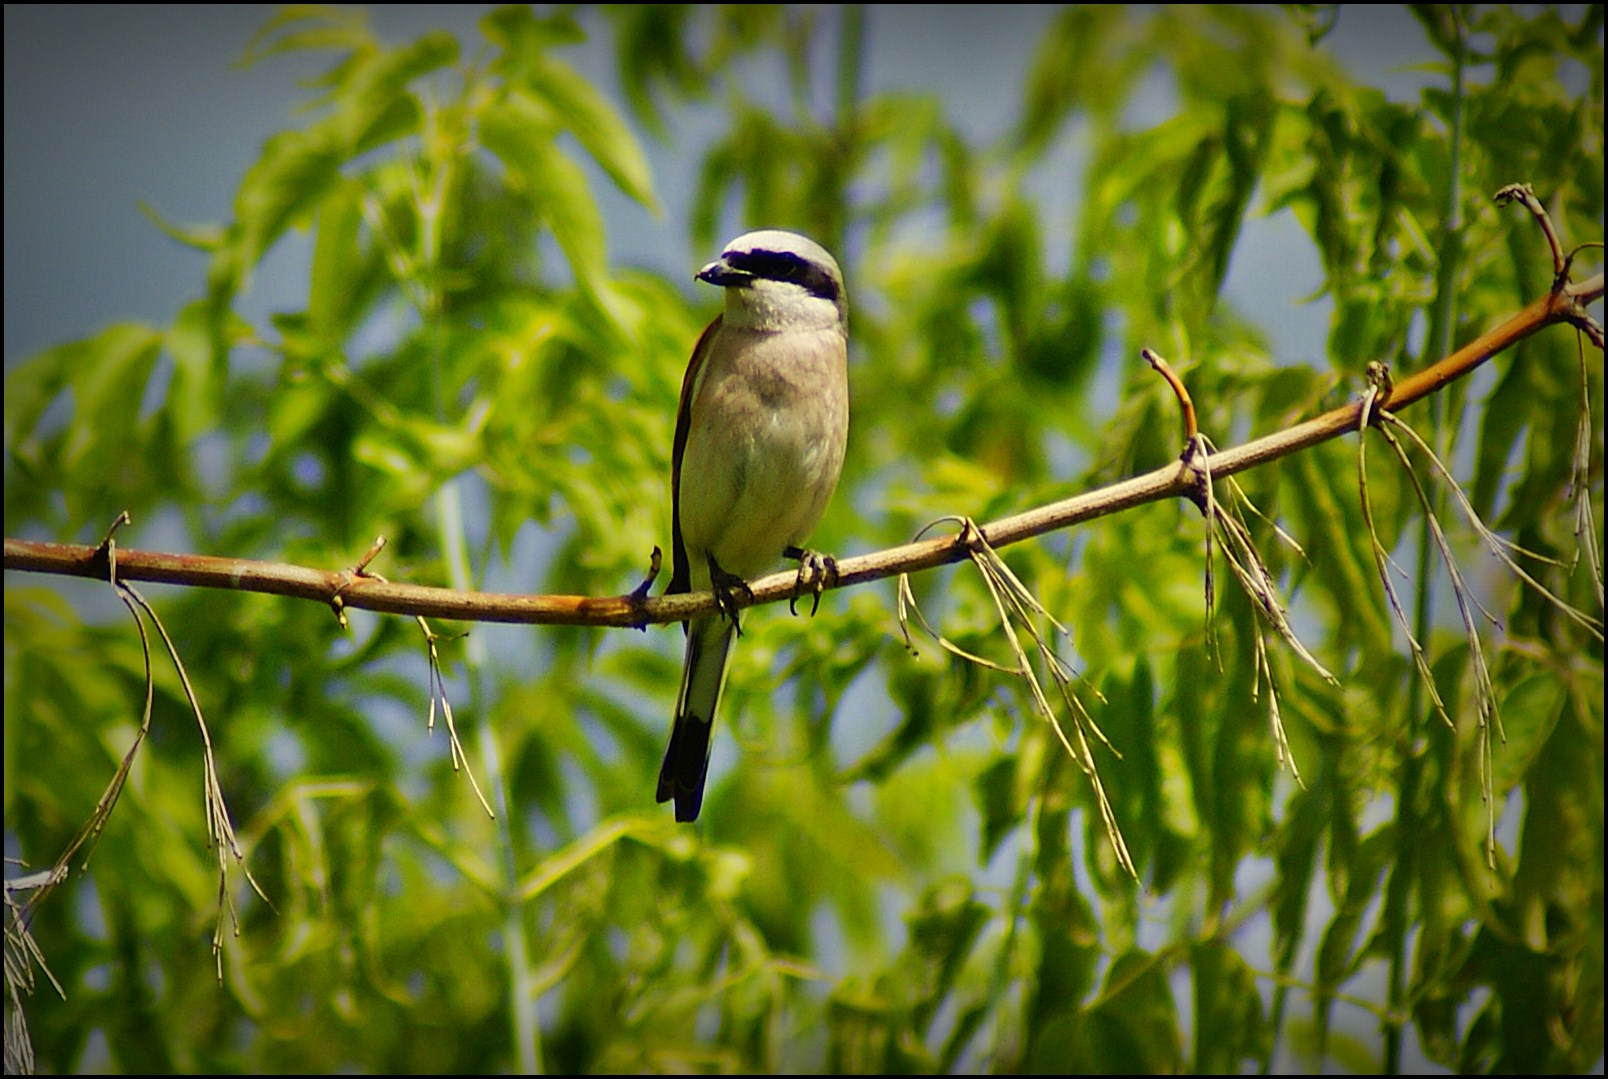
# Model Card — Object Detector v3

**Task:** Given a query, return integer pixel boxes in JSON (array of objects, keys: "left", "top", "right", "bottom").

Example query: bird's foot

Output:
[
  {"left": 706, "top": 555, "right": 753, "bottom": 632},
  {"left": 784, "top": 545, "right": 838, "bottom": 617}
]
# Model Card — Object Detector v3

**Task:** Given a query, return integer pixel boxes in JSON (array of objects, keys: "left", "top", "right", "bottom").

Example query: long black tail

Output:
[{"left": 657, "top": 615, "right": 735, "bottom": 821}]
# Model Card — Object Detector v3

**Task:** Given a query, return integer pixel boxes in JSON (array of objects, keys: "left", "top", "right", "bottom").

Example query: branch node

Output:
[
  {"left": 1362, "top": 361, "right": 1395, "bottom": 428},
  {"left": 331, "top": 536, "right": 390, "bottom": 629},
  {"left": 353, "top": 536, "right": 387, "bottom": 576},
  {"left": 957, "top": 517, "right": 987, "bottom": 556},
  {"left": 625, "top": 546, "right": 663, "bottom": 629},
  {"left": 98, "top": 511, "right": 133, "bottom": 553},
  {"left": 1179, "top": 434, "right": 1212, "bottom": 517},
  {"left": 93, "top": 511, "right": 134, "bottom": 585}
]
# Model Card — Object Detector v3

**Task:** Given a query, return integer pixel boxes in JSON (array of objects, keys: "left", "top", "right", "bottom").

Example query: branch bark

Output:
[{"left": 5, "top": 275, "right": 1600, "bottom": 628}]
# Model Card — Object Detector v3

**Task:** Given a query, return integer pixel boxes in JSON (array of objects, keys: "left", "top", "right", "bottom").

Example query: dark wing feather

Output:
[{"left": 669, "top": 315, "right": 723, "bottom": 600}]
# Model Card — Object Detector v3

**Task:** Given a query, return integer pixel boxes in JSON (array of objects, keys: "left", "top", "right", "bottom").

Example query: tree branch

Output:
[{"left": 5, "top": 277, "right": 1599, "bottom": 627}]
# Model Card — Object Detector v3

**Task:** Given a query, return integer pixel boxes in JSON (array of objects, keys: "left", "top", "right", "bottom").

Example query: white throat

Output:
[{"left": 724, "top": 279, "right": 844, "bottom": 333}]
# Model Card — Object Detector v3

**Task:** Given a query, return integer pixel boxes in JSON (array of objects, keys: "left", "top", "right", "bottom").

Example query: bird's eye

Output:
[
  {"left": 728, "top": 250, "right": 839, "bottom": 302},
  {"left": 730, "top": 250, "right": 803, "bottom": 280}
]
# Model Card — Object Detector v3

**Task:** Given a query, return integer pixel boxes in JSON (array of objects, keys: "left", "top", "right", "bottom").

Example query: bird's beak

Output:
[{"left": 696, "top": 257, "right": 750, "bottom": 288}]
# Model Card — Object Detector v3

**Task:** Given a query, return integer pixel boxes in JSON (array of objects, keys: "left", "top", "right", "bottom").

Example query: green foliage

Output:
[{"left": 4, "top": 5, "right": 1603, "bottom": 1073}]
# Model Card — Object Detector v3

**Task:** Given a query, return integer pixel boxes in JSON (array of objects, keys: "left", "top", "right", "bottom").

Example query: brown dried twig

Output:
[
  {"left": 1147, "top": 350, "right": 1332, "bottom": 786},
  {"left": 898, "top": 518, "right": 1133, "bottom": 878}
]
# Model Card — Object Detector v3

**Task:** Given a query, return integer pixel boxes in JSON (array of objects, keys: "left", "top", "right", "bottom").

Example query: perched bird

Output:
[{"left": 657, "top": 230, "right": 851, "bottom": 822}]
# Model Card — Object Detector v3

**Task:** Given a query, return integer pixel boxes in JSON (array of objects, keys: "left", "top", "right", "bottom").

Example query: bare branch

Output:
[{"left": 9, "top": 277, "right": 1592, "bottom": 628}]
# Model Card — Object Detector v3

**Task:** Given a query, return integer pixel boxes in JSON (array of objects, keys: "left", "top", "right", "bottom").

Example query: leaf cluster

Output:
[{"left": 4, "top": 5, "right": 1603, "bottom": 1074}]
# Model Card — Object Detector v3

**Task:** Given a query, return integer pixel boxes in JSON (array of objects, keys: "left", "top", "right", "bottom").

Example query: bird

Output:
[{"left": 656, "top": 229, "right": 851, "bottom": 823}]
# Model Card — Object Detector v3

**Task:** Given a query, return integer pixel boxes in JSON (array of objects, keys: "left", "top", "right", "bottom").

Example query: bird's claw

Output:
[
  {"left": 785, "top": 546, "right": 838, "bottom": 617},
  {"left": 706, "top": 555, "right": 753, "bottom": 632}
]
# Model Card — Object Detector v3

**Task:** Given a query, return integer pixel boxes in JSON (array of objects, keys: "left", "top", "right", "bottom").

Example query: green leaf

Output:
[
  {"left": 479, "top": 90, "right": 610, "bottom": 302},
  {"left": 522, "top": 55, "right": 660, "bottom": 213},
  {"left": 1191, "top": 940, "right": 1269, "bottom": 1072},
  {"left": 1065, "top": 950, "right": 1181, "bottom": 1073}
]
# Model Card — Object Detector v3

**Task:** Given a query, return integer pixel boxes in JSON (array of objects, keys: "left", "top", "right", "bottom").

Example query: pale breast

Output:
[{"left": 678, "top": 324, "right": 848, "bottom": 584}]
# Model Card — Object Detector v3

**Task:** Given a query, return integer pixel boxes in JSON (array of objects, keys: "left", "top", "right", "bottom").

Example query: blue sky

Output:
[{"left": 4, "top": 5, "right": 1452, "bottom": 372}]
